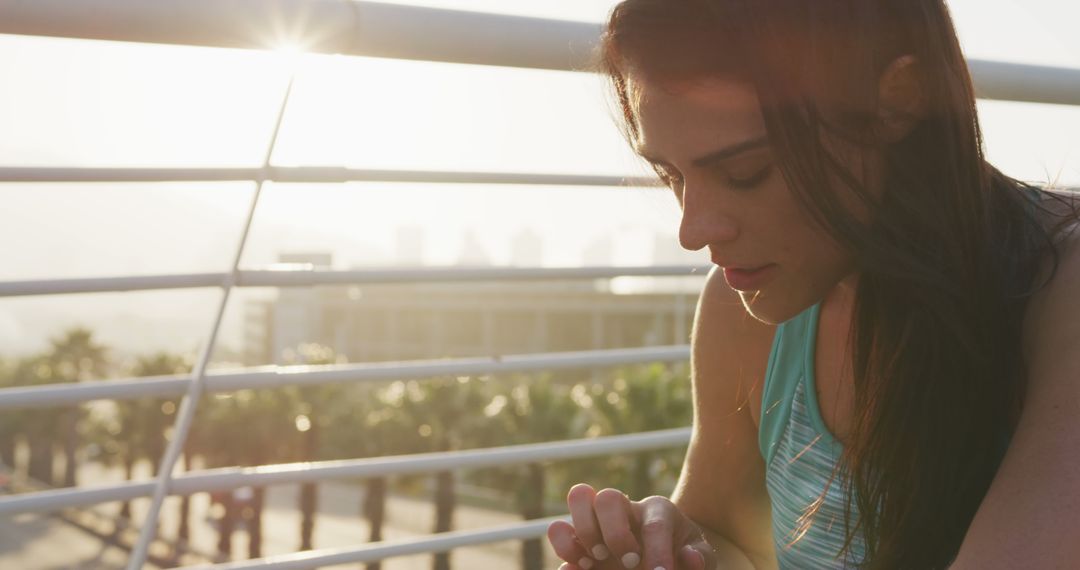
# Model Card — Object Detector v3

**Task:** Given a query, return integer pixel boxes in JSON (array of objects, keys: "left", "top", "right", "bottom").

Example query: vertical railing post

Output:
[{"left": 125, "top": 69, "right": 300, "bottom": 569}]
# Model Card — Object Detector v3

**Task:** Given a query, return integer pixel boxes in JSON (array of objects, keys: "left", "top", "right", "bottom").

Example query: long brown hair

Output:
[{"left": 600, "top": 1, "right": 1079, "bottom": 568}]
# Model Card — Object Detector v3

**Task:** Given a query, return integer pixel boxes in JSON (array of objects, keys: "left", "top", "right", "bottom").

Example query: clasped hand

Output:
[{"left": 547, "top": 483, "right": 716, "bottom": 570}]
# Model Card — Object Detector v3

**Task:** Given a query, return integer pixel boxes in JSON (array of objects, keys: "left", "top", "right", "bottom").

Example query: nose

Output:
[{"left": 678, "top": 184, "right": 739, "bottom": 251}]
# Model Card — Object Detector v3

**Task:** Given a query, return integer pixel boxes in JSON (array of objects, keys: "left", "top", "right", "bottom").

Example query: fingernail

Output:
[
  {"left": 682, "top": 545, "right": 705, "bottom": 566},
  {"left": 654, "top": 567, "right": 667, "bottom": 570},
  {"left": 592, "top": 544, "right": 610, "bottom": 560},
  {"left": 622, "top": 552, "right": 641, "bottom": 568},
  {"left": 579, "top": 558, "right": 594, "bottom": 570}
]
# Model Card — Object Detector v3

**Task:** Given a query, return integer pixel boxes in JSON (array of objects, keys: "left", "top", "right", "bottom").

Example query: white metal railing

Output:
[
  {"left": 0, "top": 265, "right": 708, "bottom": 297},
  {"left": 0, "top": 166, "right": 655, "bottom": 187},
  {"left": 0, "top": 428, "right": 692, "bottom": 515},
  {"left": 183, "top": 516, "right": 570, "bottom": 570},
  {"left": 125, "top": 60, "right": 290, "bottom": 570},
  {"left": 1, "top": 1, "right": 1078, "bottom": 569},
  {"left": 0, "top": 0, "right": 602, "bottom": 72},
  {"left": 0, "top": 344, "right": 691, "bottom": 409},
  {"left": 1, "top": 0, "right": 1079, "bottom": 105}
]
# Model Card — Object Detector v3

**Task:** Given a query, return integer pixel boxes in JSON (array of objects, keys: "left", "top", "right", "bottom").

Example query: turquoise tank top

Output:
[
  {"left": 757, "top": 186, "right": 1037, "bottom": 567},
  {"left": 759, "top": 302, "right": 867, "bottom": 568}
]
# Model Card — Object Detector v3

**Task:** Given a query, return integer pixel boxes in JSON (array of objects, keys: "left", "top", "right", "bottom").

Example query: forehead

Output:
[{"left": 627, "top": 74, "right": 765, "bottom": 159}]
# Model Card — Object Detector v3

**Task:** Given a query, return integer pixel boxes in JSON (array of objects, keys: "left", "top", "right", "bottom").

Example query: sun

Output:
[{"left": 273, "top": 41, "right": 307, "bottom": 71}]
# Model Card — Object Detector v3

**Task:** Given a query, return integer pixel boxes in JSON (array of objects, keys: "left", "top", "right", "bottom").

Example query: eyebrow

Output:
[{"left": 637, "top": 135, "right": 770, "bottom": 168}]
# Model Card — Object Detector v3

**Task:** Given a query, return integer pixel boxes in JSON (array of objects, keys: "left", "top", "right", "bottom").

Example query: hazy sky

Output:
[{"left": 2, "top": 0, "right": 1079, "bottom": 358}]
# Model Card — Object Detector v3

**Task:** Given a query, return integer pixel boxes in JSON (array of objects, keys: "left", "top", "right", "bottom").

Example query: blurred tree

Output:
[
  {"left": 321, "top": 382, "right": 409, "bottom": 570},
  {"left": 0, "top": 358, "right": 18, "bottom": 470},
  {"left": 384, "top": 376, "right": 492, "bottom": 570},
  {"left": 45, "top": 327, "right": 110, "bottom": 487},
  {"left": 11, "top": 354, "right": 64, "bottom": 485},
  {"left": 586, "top": 363, "right": 693, "bottom": 499},
  {"left": 194, "top": 387, "right": 301, "bottom": 560},
  {"left": 475, "top": 375, "right": 585, "bottom": 570},
  {"left": 83, "top": 351, "right": 189, "bottom": 547},
  {"left": 125, "top": 353, "right": 189, "bottom": 544},
  {"left": 279, "top": 342, "right": 345, "bottom": 552}
]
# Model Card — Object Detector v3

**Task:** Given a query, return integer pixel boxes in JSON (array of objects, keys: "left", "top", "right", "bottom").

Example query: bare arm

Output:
[
  {"left": 689, "top": 524, "right": 758, "bottom": 570},
  {"left": 672, "top": 266, "right": 779, "bottom": 569},
  {"left": 950, "top": 223, "right": 1080, "bottom": 568},
  {"left": 548, "top": 266, "right": 779, "bottom": 570}
]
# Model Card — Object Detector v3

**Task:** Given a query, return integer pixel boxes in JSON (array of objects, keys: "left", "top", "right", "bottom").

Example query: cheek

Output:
[
  {"left": 769, "top": 181, "right": 852, "bottom": 267},
  {"left": 768, "top": 221, "right": 854, "bottom": 302}
]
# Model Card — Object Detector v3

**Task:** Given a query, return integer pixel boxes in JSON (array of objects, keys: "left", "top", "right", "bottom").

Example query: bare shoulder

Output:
[
  {"left": 1023, "top": 212, "right": 1080, "bottom": 360},
  {"left": 693, "top": 266, "right": 777, "bottom": 419},
  {"left": 695, "top": 266, "right": 777, "bottom": 361},
  {"left": 1023, "top": 191, "right": 1080, "bottom": 355},
  {"left": 951, "top": 194, "right": 1080, "bottom": 566}
]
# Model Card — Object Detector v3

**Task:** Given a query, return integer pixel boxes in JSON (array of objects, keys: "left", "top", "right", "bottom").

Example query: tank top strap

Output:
[{"left": 759, "top": 302, "right": 821, "bottom": 464}]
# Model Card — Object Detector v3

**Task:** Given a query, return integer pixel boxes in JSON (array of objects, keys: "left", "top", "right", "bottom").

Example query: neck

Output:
[
  {"left": 818, "top": 273, "right": 860, "bottom": 339},
  {"left": 825, "top": 272, "right": 860, "bottom": 310}
]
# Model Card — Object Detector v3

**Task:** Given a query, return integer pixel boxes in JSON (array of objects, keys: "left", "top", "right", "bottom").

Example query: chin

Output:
[{"left": 738, "top": 290, "right": 812, "bottom": 325}]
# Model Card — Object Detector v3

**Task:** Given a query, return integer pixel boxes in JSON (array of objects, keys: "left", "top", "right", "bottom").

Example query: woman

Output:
[{"left": 546, "top": 1, "right": 1080, "bottom": 569}]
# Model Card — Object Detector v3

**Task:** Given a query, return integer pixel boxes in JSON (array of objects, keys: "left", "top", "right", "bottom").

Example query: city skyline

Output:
[
  {"left": 0, "top": 222, "right": 709, "bottom": 360},
  {"left": 2, "top": 0, "right": 1078, "bottom": 360}
]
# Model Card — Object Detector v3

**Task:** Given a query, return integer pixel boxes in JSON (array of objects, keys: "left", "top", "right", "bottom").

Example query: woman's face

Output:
[{"left": 628, "top": 73, "right": 860, "bottom": 324}]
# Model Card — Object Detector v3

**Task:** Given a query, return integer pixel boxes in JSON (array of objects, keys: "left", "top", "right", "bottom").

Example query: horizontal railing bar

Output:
[
  {"left": 238, "top": 265, "right": 711, "bottom": 286},
  {"left": 0, "top": 272, "right": 225, "bottom": 296},
  {"left": 0, "top": 481, "right": 158, "bottom": 515},
  {"left": 185, "top": 516, "right": 570, "bottom": 570},
  {"left": 0, "top": 345, "right": 690, "bottom": 409},
  {"left": 1, "top": 1, "right": 1078, "bottom": 106},
  {"left": 967, "top": 59, "right": 1080, "bottom": 107},
  {"left": 174, "top": 428, "right": 691, "bottom": 493},
  {"left": 0, "top": 265, "right": 709, "bottom": 298},
  {"left": 0, "top": 166, "right": 656, "bottom": 186},
  {"left": 0, "top": 428, "right": 691, "bottom": 514},
  {"left": 0, "top": 0, "right": 603, "bottom": 71}
]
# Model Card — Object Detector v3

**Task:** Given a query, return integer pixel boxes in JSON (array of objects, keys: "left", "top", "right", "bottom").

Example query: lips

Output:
[{"left": 721, "top": 264, "right": 776, "bottom": 291}]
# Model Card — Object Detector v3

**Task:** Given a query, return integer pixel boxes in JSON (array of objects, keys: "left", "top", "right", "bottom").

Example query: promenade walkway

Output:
[{"left": 1, "top": 461, "right": 560, "bottom": 569}]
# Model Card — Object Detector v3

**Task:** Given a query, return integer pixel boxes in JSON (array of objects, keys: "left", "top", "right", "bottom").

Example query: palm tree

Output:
[
  {"left": 45, "top": 327, "right": 110, "bottom": 487},
  {"left": 586, "top": 363, "right": 693, "bottom": 499},
  {"left": 194, "top": 387, "right": 301, "bottom": 560},
  {"left": 385, "top": 376, "right": 493, "bottom": 570},
  {"left": 0, "top": 358, "right": 19, "bottom": 470},
  {"left": 475, "top": 375, "right": 584, "bottom": 570},
  {"left": 82, "top": 351, "right": 188, "bottom": 547},
  {"left": 12, "top": 354, "right": 63, "bottom": 485},
  {"left": 124, "top": 353, "right": 189, "bottom": 547},
  {"left": 280, "top": 342, "right": 344, "bottom": 552},
  {"left": 321, "top": 381, "right": 414, "bottom": 570}
]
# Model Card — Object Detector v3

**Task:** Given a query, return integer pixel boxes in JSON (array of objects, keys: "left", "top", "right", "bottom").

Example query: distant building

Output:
[
  {"left": 510, "top": 228, "right": 544, "bottom": 267},
  {"left": 581, "top": 235, "right": 614, "bottom": 266},
  {"left": 651, "top": 233, "right": 708, "bottom": 266},
  {"left": 457, "top": 230, "right": 492, "bottom": 267},
  {"left": 395, "top": 226, "right": 426, "bottom": 266},
  {"left": 243, "top": 253, "right": 332, "bottom": 368},
  {"left": 243, "top": 253, "right": 702, "bottom": 371}
]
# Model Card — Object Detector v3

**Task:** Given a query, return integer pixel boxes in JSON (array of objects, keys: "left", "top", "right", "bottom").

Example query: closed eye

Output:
[{"left": 727, "top": 165, "right": 774, "bottom": 190}]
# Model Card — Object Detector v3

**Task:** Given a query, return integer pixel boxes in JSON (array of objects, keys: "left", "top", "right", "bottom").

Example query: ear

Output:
[{"left": 876, "top": 55, "right": 928, "bottom": 143}]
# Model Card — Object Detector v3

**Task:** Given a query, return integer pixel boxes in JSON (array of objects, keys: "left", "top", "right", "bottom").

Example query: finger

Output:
[
  {"left": 548, "top": 519, "right": 599, "bottom": 570},
  {"left": 682, "top": 539, "right": 717, "bottom": 570},
  {"left": 593, "top": 488, "right": 642, "bottom": 568},
  {"left": 567, "top": 484, "right": 610, "bottom": 561},
  {"left": 635, "top": 496, "right": 677, "bottom": 570}
]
